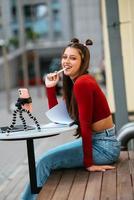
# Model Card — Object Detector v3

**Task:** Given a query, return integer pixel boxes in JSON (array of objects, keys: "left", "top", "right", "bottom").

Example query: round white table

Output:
[{"left": 0, "top": 124, "right": 77, "bottom": 194}]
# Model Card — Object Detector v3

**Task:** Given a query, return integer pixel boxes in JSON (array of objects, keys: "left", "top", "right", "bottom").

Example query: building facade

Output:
[{"left": 0, "top": 0, "right": 103, "bottom": 89}]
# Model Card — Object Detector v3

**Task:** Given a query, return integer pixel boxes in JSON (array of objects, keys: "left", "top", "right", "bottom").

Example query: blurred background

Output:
[
  {"left": 0, "top": 0, "right": 134, "bottom": 136},
  {"left": 0, "top": 0, "right": 134, "bottom": 128},
  {"left": 0, "top": 0, "right": 104, "bottom": 96}
]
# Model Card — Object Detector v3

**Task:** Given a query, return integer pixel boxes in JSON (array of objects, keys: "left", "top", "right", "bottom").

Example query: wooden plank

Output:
[
  {"left": 84, "top": 171, "right": 102, "bottom": 200},
  {"left": 37, "top": 170, "right": 63, "bottom": 200},
  {"left": 51, "top": 169, "right": 76, "bottom": 200},
  {"left": 1, "top": 151, "right": 133, "bottom": 200},
  {"left": 128, "top": 151, "right": 134, "bottom": 196},
  {"left": 68, "top": 169, "right": 89, "bottom": 200},
  {"left": 100, "top": 168, "right": 117, "bottom": 200},
  {"left": 117, "top": 151, "right": 133, "bottom": 200}
]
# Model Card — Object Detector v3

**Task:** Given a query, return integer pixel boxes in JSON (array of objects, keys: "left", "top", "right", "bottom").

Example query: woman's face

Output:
[{"left": 61, "top": 47, "right": 82, "bottom": 79}]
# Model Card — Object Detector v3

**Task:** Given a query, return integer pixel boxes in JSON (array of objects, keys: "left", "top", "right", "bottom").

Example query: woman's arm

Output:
[
  {"left": 46, "top": 87, "right": 58, "bottom": 109},
  {"left": 73, "top": 79, "right": 93, "bottom": 168},
  {"left": 74, "top": 78, "right": 116, "bottom": 171},
  {"left": 45, "top": 73, "right": 59, "bottom": 109}
]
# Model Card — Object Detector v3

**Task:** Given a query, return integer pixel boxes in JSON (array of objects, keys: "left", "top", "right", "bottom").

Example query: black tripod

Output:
[{"left": 6, "top": 97, "right": 41, "bottom": 134}]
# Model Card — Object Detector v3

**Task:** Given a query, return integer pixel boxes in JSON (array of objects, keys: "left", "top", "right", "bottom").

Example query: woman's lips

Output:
[{"left": 64, "top": 66, "right": 72, "bottom": 70}]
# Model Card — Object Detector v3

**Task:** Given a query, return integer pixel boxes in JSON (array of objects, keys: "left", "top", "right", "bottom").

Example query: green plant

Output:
[
  {"left": 26, "top": 29, "right": 40, "bottom": 41},
  {"left": 8, "top": 37, "right": 19, "bottom": 48}
]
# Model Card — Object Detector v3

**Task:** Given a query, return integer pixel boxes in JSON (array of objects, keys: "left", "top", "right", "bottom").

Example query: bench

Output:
[{"left": 37, "top": 151, "right": 134, "bottom": 200}]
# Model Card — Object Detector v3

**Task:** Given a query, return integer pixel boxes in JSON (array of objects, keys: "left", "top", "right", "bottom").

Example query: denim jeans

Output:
[{"left": 20, "top": 126, "right": 120, "bottom": 200}]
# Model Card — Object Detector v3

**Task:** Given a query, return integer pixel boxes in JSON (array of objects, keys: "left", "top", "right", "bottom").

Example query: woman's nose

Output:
[{"left": 65, "top": 57, "right": 70, "bottom": 63}]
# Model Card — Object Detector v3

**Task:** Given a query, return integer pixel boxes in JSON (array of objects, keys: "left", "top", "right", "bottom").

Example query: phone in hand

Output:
[{"left": 18, "top": 88, "right": 32, "bottom": 112}]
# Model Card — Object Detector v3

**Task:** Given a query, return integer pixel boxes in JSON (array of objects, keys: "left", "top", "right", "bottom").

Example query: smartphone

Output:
[{"left": 18, "top": 88, "right": 32, "bottom": 112}]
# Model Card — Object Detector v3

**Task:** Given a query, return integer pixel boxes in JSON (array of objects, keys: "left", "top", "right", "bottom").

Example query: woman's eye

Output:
[
  {"left": 62, "top": 56, "right": 67, "bottom": 59},
  {"left": 62, "top": 55, "right": 76, "bottom": 60},
  {"left": 71, "top": 57, "right": 76, "bottom": 60}
]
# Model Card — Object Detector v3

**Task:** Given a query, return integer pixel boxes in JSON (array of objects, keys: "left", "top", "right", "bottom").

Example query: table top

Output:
[{"left": 0, "top": 123, "right": 78, "bottom": 141}]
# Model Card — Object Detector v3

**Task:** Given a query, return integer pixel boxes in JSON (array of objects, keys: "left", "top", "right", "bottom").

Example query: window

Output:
[
  {"left": 51, "top": 0, "right": 62, "bottom": 38},
  {"left": 23, "top": 3, "right": 49, "bottom": 38}
]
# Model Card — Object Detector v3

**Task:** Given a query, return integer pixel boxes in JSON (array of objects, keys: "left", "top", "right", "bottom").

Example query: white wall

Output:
[{"left": 101, "top": 0, "right": 134, "bottom": 113}]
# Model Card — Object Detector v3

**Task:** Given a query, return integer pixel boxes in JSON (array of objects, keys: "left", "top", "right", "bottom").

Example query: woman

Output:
[{"left": 21, "top": 38, "right": 120, "bottom": 200}]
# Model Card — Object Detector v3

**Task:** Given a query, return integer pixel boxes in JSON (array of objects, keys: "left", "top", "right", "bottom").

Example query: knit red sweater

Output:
[{"left": 46, "top": 74, "right": 111, "bottom": 168}]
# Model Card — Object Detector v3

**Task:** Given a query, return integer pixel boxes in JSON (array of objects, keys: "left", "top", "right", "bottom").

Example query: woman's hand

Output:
[
  {"left": 87, "top": 165, "right": 115, "bottom": 172},
  {"left": 44, "top": 72, "right": 60, "bottom": 88}
]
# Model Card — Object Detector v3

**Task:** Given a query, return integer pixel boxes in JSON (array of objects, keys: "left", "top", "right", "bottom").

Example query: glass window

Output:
[
  {"left": 23, "top": 3, "right": 49, "bottom": 38},
  {"left": 51, "top": 0, "right": 62, "bottom": 38},
  {"left": 36, "top": 4, "right": 48, "bottom": 18},
  {"left": 52, "top": 11, "right": 62, "bottom": 37},
  {"left": 11, "top": 0, "right": 17, "bottom": 22},
  {"left": 51, "top": 0, "right": 61, "bottom": 10},
  {"left": 24, "top": 5, "right": 33, "bottom": 20}
]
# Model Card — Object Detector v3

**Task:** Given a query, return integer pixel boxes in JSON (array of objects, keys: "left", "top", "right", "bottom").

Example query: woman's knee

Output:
[{"left": 36, "top": 157, "right": 51, "bottom": 186}]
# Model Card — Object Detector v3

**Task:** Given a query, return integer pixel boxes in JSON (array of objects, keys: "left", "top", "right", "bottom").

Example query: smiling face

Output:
[{"left": 61, "top": 47, "right": 82, "bottom": 80}]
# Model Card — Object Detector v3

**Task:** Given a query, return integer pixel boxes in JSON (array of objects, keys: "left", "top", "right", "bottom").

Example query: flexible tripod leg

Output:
[
  {"left": 6, "top": 109, "right": 19, "bottom": 133},
  {"left": 6, "top": 107, "right": 41, "bottom": 135},
  {"left": 22, "top": 109, "right": 41, "bottom": 131},
  {"left": 19, "top": 109, "right": 28, "bottom": 131}
]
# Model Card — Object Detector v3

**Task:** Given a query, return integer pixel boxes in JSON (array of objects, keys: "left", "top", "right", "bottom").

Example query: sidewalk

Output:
[{"left": 0, "top": 86, "right": 75, "bottom": 199}]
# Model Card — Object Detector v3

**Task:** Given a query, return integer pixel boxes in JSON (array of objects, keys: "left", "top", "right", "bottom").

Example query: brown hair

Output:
[{"left": 62, "top": 38, "right": 93, "bottom": 137}]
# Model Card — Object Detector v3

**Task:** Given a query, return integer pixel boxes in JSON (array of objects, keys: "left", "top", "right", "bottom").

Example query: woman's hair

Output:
[{"left": 62, "top": 38, "right": 93, "bottom": 137}]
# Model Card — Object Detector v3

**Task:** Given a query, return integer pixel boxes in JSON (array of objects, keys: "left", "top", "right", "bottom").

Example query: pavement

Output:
[{"left": 0, "top": 85, "right": 75, "bottom": 192}]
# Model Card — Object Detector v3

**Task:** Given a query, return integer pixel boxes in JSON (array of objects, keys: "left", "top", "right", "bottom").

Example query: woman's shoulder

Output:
[{"left": 74, "top": 74, "right": 96, "bottom": 87}]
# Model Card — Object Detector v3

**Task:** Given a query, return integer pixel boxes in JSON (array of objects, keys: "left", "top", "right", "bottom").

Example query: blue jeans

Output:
[{"left": 20, "top": 126, "right": 120, "bottom": 200}]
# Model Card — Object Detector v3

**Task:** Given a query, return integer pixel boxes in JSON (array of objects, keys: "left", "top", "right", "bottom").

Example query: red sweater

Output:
[{"left": 46, "top": 74, "right": 111, "bottom": 168}]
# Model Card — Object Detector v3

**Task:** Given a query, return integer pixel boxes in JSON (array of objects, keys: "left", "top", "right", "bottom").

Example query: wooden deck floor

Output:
[
  {"left": 0, "top": 151, "right": 134, "bottom": 200},
  {"left": 37, "top": 151, "right": 134, "bottom": 200}
]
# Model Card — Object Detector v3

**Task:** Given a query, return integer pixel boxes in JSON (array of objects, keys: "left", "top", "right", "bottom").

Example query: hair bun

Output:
[
  {"left": 70, "top": 38, "right": 79, "bottom": 43},
  {"left": 85, "top": 39, "right": 93, "bottom": 46}
]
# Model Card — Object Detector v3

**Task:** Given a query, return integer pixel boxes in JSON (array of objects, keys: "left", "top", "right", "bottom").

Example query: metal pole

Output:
[
  {"left": 105, "top": 0, "right": 128, "bottom": 131},
  {"left": 1, "top": 41, "right": 11, "bottom": 113},
  {"left": 26, "top": 139, "right": 41, "bottom": 194},
  {"left": 48, "top": 1, "right": 54, "bottom": 41},
  {"left": 34, "top": 51, "right": 42, "bottom": 97},
  {"left": 22, "top": 51, "right": 29, "bottom": 88},
  {"left": 17, "top": 0, "right": 29, "bottom": 88},
  {"left": 30, "top": 5, "right": 42, "bottom": 97}
]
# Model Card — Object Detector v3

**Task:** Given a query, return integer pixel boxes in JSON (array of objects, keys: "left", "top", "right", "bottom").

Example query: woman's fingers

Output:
[
  {"left": 47, "top": 72, "right": 58, "bottom": 81},
  {"left": 45, "top": 72, "right": 59, "bottom": 88},
  {"left": 102, "top": 165, "right": 115, "bottom": 169},
  {"left": 87, "top": 165, "right": 115, "bottom": 172}
]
